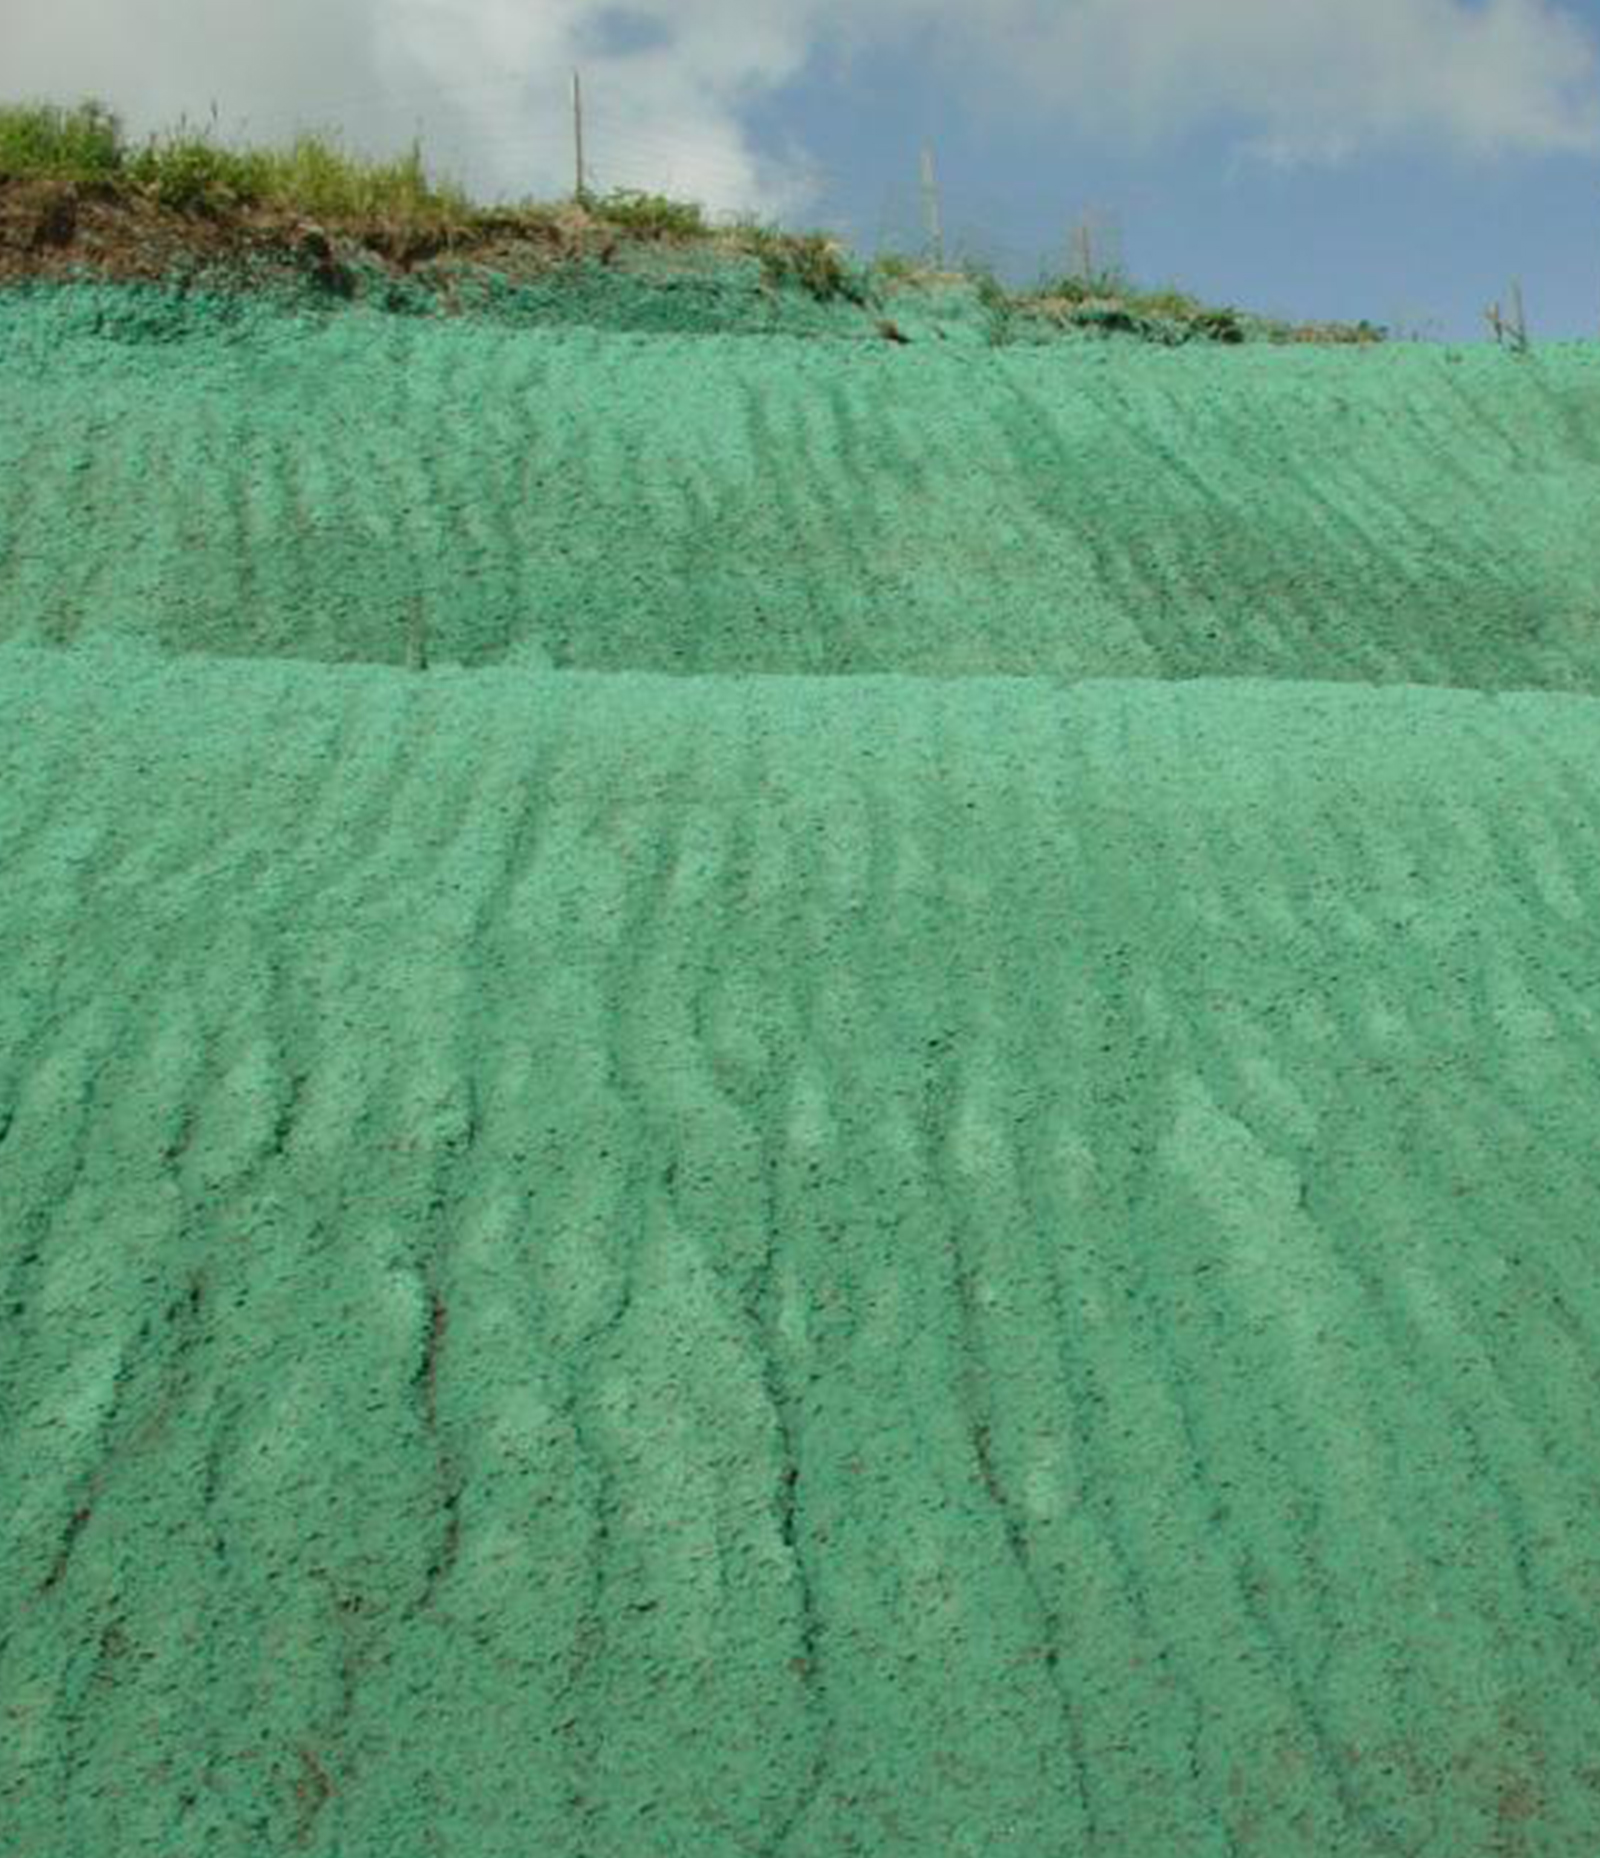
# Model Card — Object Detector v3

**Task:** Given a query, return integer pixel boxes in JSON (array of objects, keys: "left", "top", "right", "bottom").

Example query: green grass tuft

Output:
[
  {"left": 124, "top": 126, "right": 473, "bottom": 222},
  {"left": 588, "top": 188, "right": 708, "bottom": 238},
  {"left": 123, "top": 131, "right": 268, "bottom": 215},
  {"left": 0, "top": 99, "right": 124, "bottom": 180},
  {"left": 0, "top": 101, "right": 471, "bottom": 224},
  {"left": 257, "top": 134, "right": 471, "bottom": 223}
]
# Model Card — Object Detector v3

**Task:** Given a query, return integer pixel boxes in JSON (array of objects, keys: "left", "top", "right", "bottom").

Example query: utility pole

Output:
[
  {"left": 571, "top": 70, "right": 587, "bottom": 203},
  {"left": 920, "top": 145, "right": 944, "bottom": 268}
]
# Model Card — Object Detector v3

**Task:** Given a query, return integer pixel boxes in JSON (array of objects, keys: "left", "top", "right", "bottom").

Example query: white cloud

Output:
[
  {"left": 0, "top": 0, "right": 819, "bottom": 214},
  {"left": 975, "top": 0, "right": 1600, "bottom": 164},
  {"left": 2, "top": 0, "right": 1596, "bottom": 216}
]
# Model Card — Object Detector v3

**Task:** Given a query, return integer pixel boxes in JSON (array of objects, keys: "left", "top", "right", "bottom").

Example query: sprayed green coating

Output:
[
  {"left": 3, "top": 283, "right": 1597, "bottom": 686},
  {"left": 3, "top": 283, "right": 1600, "bottom": 1856}
]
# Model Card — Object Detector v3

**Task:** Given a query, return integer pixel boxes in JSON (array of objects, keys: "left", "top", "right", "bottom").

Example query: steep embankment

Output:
[
  {"left": 0, "top": 286, "right": 1598, "bottom": 689},
  {"left": 5, "top": 646, "right": 1600, "bottom": 1855},
  {"left": 3, "top": 279, "right": 1600, "bottom": 1858}
]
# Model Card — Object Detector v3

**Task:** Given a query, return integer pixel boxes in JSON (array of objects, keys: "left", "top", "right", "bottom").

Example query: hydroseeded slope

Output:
[
  {"left": 1, "top": 287, "right": 1599, "bottom": 689},
  {"left": 4, "top": 642, "right": 1600, "bottom": 1855}
]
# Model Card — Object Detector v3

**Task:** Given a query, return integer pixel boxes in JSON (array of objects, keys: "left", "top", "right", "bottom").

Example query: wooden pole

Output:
[
  {"left": 571, "top": 70, "right": 587, "bottom": 202},
  {"left": 919, "top": 145, "right": 943, "bottom": 267}
]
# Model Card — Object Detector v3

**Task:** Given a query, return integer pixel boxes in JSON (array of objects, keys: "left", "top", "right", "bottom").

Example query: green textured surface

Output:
[
  {"left": 2, "top": 285, "right": 1598, "bottom": 687},
  {"left": 3, "top": 286, "right": 1600, "bottom": 1857}
]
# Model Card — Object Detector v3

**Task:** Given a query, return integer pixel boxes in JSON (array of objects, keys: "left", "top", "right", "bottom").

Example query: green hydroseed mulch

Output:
[
  {"left": 3, "top": 279, "right": 1600, "bottom": 1857},
  {"left": 1, "top": 282, "right": 1597, "bottom": 688}
]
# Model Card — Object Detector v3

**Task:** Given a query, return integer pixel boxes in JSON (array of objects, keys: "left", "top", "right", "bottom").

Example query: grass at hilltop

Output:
[{"left": 0, "top": 98, "right": 1384, "bottom": 340}]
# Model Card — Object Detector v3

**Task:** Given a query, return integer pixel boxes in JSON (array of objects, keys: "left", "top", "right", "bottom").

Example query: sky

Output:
[{"left": 4, "top": 0, "right": 1600, "bottom": 341}]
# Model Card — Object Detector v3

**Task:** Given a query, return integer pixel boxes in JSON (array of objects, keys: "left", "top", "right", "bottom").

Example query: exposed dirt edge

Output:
[{"left": 0, "top": 176, "right": 627, "bottom": 291}]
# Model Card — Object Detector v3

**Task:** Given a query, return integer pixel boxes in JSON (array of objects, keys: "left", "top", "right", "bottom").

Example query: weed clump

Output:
[
  {"left": 587, "top": 189, "right": 707, "bottom": 239},
  {"left": 730, "top": 221, "right": 870, "bottom": 304},
  {"left": 0, "top": 100, "right": 123, "bottom": 180}
]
